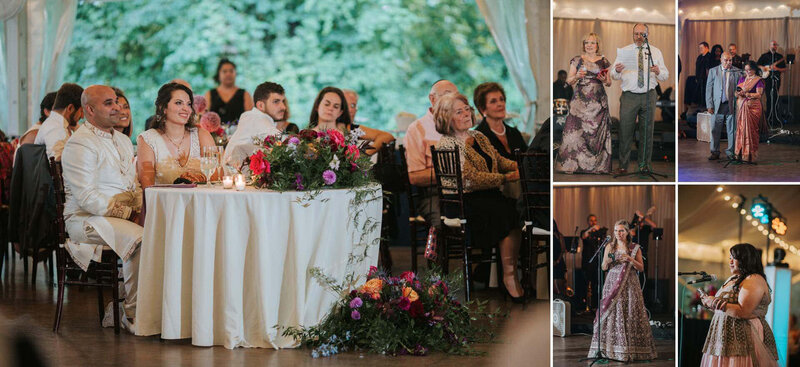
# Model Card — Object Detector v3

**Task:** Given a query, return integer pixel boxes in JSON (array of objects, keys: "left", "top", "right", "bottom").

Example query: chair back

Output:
[
  {"left": 47, "top": 157, "right": 68, "bottom": 245},
  {"left": 374, "top": 141, "right": 405, "bottom": 193},
  {"left": 515, "top": 149, "right": 548, "bottom": 228},
  {"left": 430, "top": 145, "right": 466, "bottom": 225}
]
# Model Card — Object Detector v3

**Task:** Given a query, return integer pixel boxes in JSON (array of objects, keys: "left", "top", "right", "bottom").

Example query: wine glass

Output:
[
  {"left": 205, "top": 146, "right": 224, "bottom": 182},
  {"left": 200, "top": 157, "right": 216, "bottom": 188}
]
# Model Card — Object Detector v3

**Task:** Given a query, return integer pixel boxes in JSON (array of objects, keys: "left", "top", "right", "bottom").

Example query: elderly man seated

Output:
[
  {"left": 61, "top": 85, "right": 143, "bottom": 332},
  {"left": 223, "top": 81, "right": 284, "bottom": 167}
]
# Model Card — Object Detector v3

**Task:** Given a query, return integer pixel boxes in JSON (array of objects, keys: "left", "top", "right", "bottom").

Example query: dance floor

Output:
[
  {"left": 0, "top": 247, "right": 548, "bottom": 367},
  {"left": 678, "top": 139, "right": 800, "bottom": 182},
  {"left": 553, "top": 160, "right": 676, "bottom": 183},
  {"left": 552, "top": 333, "right": 676, "bottom": 366}
]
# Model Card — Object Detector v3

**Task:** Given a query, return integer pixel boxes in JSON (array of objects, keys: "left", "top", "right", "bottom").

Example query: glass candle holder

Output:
[{"left": 222, "top": 176, "right": 233, "bottom": 189}]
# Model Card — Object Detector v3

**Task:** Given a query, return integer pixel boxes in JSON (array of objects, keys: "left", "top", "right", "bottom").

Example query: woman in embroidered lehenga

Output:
[
  {"left": 137, "top": 82, "right": 217, "bottom": 188},
  {"left": 700, "top": 243, "right": 779, "bottom": 367},
  {"left": 734, "top": 61, "right": 766, "bottom": 163},
  {"left": 588, "top": 220, "right": 657, "bottom": 362}
]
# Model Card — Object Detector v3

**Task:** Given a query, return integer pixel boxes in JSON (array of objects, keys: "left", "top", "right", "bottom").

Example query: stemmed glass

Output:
[{"left": 201, "top": 146, "right": 220, "bottom": 187}]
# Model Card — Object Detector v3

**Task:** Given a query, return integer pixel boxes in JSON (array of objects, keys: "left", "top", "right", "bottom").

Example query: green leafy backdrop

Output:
[{"left": 65, "top": 0, "right": 522, "bottom": 141}]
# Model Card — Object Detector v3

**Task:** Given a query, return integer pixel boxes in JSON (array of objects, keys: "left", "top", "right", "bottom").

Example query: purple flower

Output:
[
  {"left": 322, "top": 170, "right": 337, "bottom": 185},
  {"left": 351, "top": 310, "right": 361, "bottom": 320},
  {"left": 295, "top": 173, "right": 304, "bottom": 190},
  {"left": 349, "top": 297, "right": 363, "bottom": 309},
  {"left": 288, "top": 136, "right": 300, "bottom": 145}
]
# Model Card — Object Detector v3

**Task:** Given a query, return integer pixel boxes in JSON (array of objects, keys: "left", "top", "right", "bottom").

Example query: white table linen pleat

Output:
[{"left": 136, "top": 186, "right": 382, "bottom": 349}]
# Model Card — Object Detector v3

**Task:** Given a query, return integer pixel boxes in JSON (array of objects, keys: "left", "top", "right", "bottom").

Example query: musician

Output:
[
  {"left": 696, "top": 42, "right": 713, "bottom": 108},
  {"left": 757, "top": 40, "right": 787, "bottom": 125},
  {"left": 728, "top": 43, "right": 744, "bottom": 69},
  {"left": 553, "top": 220, "right": 567, "bottom": 296},
  {"left": 553, "top": 70, "right": 573, "bottom": 101},
  {"left": 580, "top": 214, "right": 607, "bottom": 310}
]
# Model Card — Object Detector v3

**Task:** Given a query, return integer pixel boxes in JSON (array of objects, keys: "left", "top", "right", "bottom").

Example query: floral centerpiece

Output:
[
  {"left": 200, "top": 111, "right": 227, "bottom": 146},
  {"left": 247, "top": 129, "right": 373, "bottom": 191},
  {"left": 280, "top": 267, "right": 502, "bottom": 358}
]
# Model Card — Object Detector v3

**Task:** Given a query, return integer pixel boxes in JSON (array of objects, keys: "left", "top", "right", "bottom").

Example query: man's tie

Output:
[{"left": 637, "top": 46, "right": 644, "bottom": 88}]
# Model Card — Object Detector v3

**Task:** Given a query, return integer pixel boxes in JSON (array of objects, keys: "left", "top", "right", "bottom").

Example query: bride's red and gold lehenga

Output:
[{"left": 588, "top": 244, "right": 657, "bottom": 361}]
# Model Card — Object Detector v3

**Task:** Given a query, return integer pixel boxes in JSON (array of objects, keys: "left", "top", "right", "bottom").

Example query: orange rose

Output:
[
  {"left": 360, "top": 278, "right": 384, "bottom": 299},
  {"left": 402, "top": 286, "right": 419, "bottom": 302}
]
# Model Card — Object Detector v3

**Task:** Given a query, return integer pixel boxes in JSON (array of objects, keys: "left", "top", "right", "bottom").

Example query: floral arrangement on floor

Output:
[
  {"left": 280, "top": 266, "right": 503, "bottom": 358},
  {"left": 247, "top": 129, "right": 373, "bottom": 191}
]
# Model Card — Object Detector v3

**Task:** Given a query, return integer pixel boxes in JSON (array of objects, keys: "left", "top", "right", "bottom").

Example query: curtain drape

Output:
[
  {"left": 26, "top": 0, "right": 78, "bottom": 130},
  {"left": 554, "top": 185, "right": 676, "bottom": 307},
  {"left": 477, "top": 0, "right": 549, "bottom": 136},
  {"left": 678, "top": 18, "right": 799, "bottom": 113},
  {"left": 553, "top": 18, "right": 676, "bottom": 120}
]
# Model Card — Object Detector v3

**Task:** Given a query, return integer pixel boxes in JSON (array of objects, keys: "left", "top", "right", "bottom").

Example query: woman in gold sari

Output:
[{"left": 734, "top": 61, "right": 765, "bottom": 162}]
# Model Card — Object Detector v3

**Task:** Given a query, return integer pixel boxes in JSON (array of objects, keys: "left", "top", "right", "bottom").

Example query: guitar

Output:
[{"left": 758, "top": 56, "right": 785, "bottom": 78}]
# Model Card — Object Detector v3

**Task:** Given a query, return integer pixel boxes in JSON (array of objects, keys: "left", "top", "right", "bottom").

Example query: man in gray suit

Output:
[{"left": 706, "top": 52, "right": 741, "bottom": 160}]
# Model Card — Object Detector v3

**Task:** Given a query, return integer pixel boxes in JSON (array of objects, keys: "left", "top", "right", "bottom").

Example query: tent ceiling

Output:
[
  {"left": 554, "top": 0, "right": 675, "bottom": 24},
  {"left": 679, "top": 185, "right": 800, "bottom": 269},
  {"left": 679, "top": 0, "right": 800, "bottom": 21}
]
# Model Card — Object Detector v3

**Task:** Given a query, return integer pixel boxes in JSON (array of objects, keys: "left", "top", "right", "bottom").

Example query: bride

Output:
[{"left": 137, "top": 82, "right": 217, "bottom": 187}]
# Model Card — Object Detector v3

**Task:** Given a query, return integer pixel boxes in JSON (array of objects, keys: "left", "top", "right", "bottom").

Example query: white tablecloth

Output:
[{"left": 135, "top": 185, "right": 382, "bottom": 349}]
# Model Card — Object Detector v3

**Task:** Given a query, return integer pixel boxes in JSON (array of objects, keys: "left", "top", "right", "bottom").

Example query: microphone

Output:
[
  {"left": 678, "top": 271, "right": 707, "bottom": 276},
  {"left": 687, "top": 274, "right": 717, "bottom": 284},
  {"left": 642, "top": 32, "right": 648, "bottom": 39},
  {"left": 600, "top": 235, "right": 612, "bottom": 246}
]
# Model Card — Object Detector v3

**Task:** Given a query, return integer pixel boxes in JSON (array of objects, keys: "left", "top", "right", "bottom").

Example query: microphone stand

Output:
[
  {"left": 614, "top": 35, "right": 666, "bottom": 181},
  {"left": 579, "top": 237, "right": 625, "bottom": 366}
]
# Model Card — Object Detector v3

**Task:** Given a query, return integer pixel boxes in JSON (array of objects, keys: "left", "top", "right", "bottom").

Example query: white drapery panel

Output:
[
  {"left": 553, "top": 18, "right": 676, "bottom": 120},
  {"left": 477, "top": 0, "right": 549, "bottom": 136},
  {"left": 678, "top": 18, "right": 800, "bottom": 113},
  {"left": 1, "top": 0, "right": 76, "bottom": 136},
  {"left": 554, "top": 185, "right": 676, "bottom": 307}
]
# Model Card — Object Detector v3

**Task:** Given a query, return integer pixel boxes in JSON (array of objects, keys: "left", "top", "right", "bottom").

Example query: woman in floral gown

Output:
[
  {"left": 588, "top": 220, "right": 657, "bottom": 362},
  {"left": 734, "top": 61, "right": 765, "bottom": 163},
  {"left": 556, "top": 33, "right": 613, "bottom": 174},
  {"left": 700, "top": 243, "right": 778, "bottom": 366}
]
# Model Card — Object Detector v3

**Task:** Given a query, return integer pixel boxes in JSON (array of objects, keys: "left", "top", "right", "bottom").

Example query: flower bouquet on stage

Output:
[
  {"left": 247, "top": 129, "right": 373, "bottom": 191},
  {"left": 280, "top": 267, "right": 500, "bottom": 357}
]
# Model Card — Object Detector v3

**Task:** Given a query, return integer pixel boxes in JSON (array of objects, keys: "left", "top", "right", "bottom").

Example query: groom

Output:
[{"left": 706, "top": 52, "right": 740, "bottom": 160}]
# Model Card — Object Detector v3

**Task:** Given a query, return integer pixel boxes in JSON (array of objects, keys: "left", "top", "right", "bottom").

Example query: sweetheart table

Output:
[{"left": 135, "top": 185, "right": 382, "bottom": 349}]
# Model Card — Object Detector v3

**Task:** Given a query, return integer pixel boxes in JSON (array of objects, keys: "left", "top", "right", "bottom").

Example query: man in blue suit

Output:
[{"left": 706, "top": 52, "right": 741, "bottom": 160}]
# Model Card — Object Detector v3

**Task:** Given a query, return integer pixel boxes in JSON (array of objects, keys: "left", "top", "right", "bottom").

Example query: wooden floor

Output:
[
  {"left": 553, "top": 334, "right": 676, "bottom": 366},
  {"left": 554, "top": 160, "right": 676, "bottom": 183},
  {"left": 0, "top": 247, "right": 549, "bottom": 367},
  {"left": 678, "top": 139, "right": 800, "bottom": 182}
]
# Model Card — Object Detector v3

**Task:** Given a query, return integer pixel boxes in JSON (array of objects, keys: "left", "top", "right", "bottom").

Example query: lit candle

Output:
[
  {"left": 222, "top": 175, "right": 233, "bottom": 189},
  {"left": 234, "top": 174, "right": 245, "bottom": 191}
]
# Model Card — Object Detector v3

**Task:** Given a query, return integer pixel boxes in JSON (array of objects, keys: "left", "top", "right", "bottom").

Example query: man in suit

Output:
[{"left": 706, "top": 51, "right": 740, "bottom": 160}]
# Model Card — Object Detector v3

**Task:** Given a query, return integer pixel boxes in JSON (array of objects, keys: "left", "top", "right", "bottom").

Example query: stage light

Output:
[
  {"left": 725, "top": 3, "right": 735, "bottom": 13},
  {"left": 761, "top": 215, "right": 770, "bottom": 224},
  {"left": 724, "top": 195, "right": 731, "bottom": 201},
  {"left": 772, "top": 217, "right": 787, "bottom": 236},
  {"left": 717, "top": 186, "right": 724, "bottom": 192},
  {"left": 751, "top": 203, "right": 766, "bottom": 218},
  {"left": 746, "top": 215, "right": 753, "bottom": 221}
]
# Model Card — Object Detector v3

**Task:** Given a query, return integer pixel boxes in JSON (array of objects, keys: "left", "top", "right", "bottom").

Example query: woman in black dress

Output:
[{"left": 204, "top": 58, "right": 253, "bottom": 124}]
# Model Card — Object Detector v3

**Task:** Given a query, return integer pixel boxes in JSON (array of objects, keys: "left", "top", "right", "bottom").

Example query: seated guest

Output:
[
  {"left": 137, "top": 82, "right": 215, "bottom": 187},
  {"left": 433, "top": 93, "right": 524, "bottom": 301},
  {"left": 61, "top": 85, "right": 144, "bottom": 331},
  {"left": 308, "top": 86, "right": 395, "bottom": 155},
  {"left": 35, "top": 83, "right": 84, "bottom": 160},
  {"left": 144, "top": 78, "right": 192, "bottom": 131},
  {"left": 223, "top": 81, "right": 283, "bottom": 166},
  {"left": 404, "top": 79, "right": 459, "bottom": 227},
  {"left": 343, "top": 89, "right": 360, "bottom": 123},
  {"left": 112, "top": 87, "right": 132, "bottom": 137},
  {"left": 19, "top": 92, "right": 57, "bottom": 145},
  {"left": 473, "top": 82, "right": 528, "bottom": 199}
]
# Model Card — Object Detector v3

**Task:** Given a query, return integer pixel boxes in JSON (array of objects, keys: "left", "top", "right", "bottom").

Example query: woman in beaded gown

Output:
[
  {"left": 700, "top": 243, "right": 778, "bottom": 366},
  {"left": 555, "top": 32, "right": 613, "bottom": 174},
  {"left": 588, "top": 220, "right": 657, "bottom": 362}
]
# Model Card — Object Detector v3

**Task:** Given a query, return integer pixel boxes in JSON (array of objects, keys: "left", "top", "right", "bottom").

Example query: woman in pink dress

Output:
[
  {"left": 700, "top": 243, "right": 779, "bottom": 366},
  {"left": 734, "top": 61, "right": 765, "bottom": 162}
]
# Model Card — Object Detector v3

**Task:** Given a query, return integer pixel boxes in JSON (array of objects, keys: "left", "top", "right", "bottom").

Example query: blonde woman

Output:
[
  {"left": 556, "top": 32, "right": 613, "bottom": 174},
  {"left": 588, "top": 220, "right": 657, "bottom": 362}
]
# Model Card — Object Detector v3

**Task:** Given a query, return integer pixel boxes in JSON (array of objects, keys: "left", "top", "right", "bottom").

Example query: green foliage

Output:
[{"left": 65, "top": 0, "right": 520, "bottom": 142}]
